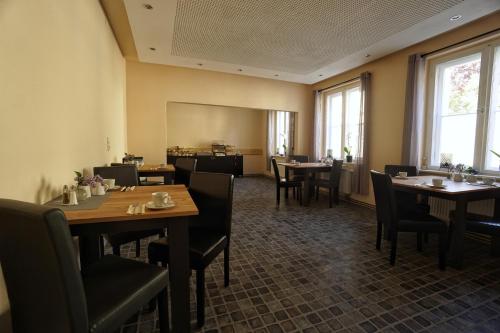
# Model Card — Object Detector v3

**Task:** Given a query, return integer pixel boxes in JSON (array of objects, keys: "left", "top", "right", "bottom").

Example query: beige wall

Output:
[
  {"left": 126, "top": 61, "right": 313, "bottom": 164},
  {"left": 0, "top": 0, "right": 126, "bottom": 329},
  {"left": 167, "top": 103, "right": 267, "bottom": 174},
  {"left": 313, "top": 12, "right": 500, "bottom": 205}
]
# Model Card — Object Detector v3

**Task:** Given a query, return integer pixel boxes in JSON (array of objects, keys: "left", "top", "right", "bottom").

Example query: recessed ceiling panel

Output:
[
  {"left": 171, "top": 0, "right": 464, "bottom": 74},
  {"left": 123, "top": 0, "right": 500, "bottom": 83}
]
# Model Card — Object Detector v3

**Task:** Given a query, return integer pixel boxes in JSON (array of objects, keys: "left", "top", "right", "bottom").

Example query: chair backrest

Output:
[
  {"left": 370, "top": 171, "right": 399, "bottom": 228},
  {"left": 0, "top": 199, "right": 88, "bottom": 333},
  {"left": 384, "top": 165, "right": 418, "bottom": 177},
  {"left": 174, "top": 158, "right": 197, "bottom": 186},
  {"left": 188, "top": 172, "right": 234, "bottom": 237},
  {"left": 329, "top": 159, "right": 343, "bottom": 186},
  {"left": 93, "top": 165, "right": 138, "bottom": 186},
  {"left": 271, "top": 158, "right": 281, "bottom": 184},
  {"left": 289, "top": 155, "right": 309, "bottom": 163}
]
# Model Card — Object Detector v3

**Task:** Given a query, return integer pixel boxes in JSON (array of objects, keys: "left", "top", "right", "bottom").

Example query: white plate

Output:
[{"left": 145, "top": 201, "right": 175, "bottom": 210}]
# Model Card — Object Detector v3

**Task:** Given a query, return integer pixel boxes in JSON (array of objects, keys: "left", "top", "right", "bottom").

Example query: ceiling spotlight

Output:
[
  {"left": 450, "top": 15, "right": 462, "bottom": 21},
  {"left": 365, "top": 54, "right": 371, "bottom": 58},
  {"left": 149, "top": 47, "right": 156, "bottom": 51},
  {"left": 143, "top": 4, "right": 153, "bottom": 10},
  {"left": 237, "top": 69, "right": 243, "bottom": 72},
  {"left": 197, "top": 63, "right": 203, "bottom": 66},
  {"left": 274, "top": 74, "right": 279, "bottom": 77},
  {"left": 319, "top": 74, "right": 323, "bottom": 77}
]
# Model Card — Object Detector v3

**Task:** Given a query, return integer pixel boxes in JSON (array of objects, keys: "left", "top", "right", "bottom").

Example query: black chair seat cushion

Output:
[
  {"left": 399, "top": 203, "right": 431, "bottom": 220},
  {"left": 106, "top": 229, "right": 163, "bottom": 247},
  {"left": 313, "top": 178, "right": 331, "bottom": 187},
  {"left": 84, "top": 255, "right": 167, "bottom": 333},
  {"left": 467, "top": 219, "right": 500, "bottom": 236},
  {"left": 398, "top": 218, "right": 447, "bottom": 233},
  {"left": 279, "top": 179, "right": 302, "bottom": 187},
  {"left": 149, "top": 229, "right": 227, "bottom": 269}
]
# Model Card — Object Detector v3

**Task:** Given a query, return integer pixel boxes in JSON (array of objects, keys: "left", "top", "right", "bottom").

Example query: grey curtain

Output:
[
  {"left": 351, "top": 72, "right": 371, "bottom": 195},
  {"left": 312, "top": 90, "right": 323, "bottom": 162},
  {"left": 288, "top": 112, "right": 296, "bottom": 155},
  {"left": 266, "top": 110, "right": 277, "bottom": 171},
  {"left": 401, "top": 54, "right": 425, "bottom": 166}
]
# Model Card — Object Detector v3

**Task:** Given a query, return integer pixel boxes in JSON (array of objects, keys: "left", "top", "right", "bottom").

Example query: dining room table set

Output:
[
  {"left": 390, "top": 172, "right": 500, "bottom": 269},
  {"left": 45, "top": 180, "right": 197, "bottom": 332}
]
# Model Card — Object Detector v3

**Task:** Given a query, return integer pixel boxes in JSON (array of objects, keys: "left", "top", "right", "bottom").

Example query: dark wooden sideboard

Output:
[{"left": 167, "top": 155, "right": 243, "bottom": 177}]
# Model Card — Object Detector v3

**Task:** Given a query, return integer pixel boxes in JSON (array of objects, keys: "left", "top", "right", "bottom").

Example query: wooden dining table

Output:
[
  {"left": 65, "top": 185, "right": 198, "bottom": 333},
  {"left": 138, "top": 164, "right": 175, "bottom": 184},
  {"left": 391, "top": 175, "right": 500, "bottom": 269},
  {"left": 278, "top": 162, "right": 332, "bottom": 206}
]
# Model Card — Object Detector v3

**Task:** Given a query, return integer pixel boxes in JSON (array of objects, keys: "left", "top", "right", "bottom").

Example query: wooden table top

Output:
[
  {"left": 138, "top": 164, "right": 175, "bottom": 172},
  {"left": 278, "top": 162, "right": 330, "bottom": 169},
  {"left": 64, "top": 185, "right": 198, "bottom": 225},
  {"left": 392, "top": 175, "right": 499, "bottom": 195}
]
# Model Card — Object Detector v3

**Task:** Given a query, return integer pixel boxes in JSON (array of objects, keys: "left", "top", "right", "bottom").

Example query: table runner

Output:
[{"left": 45, "top": 193, "right": 110, "bottom": 211}]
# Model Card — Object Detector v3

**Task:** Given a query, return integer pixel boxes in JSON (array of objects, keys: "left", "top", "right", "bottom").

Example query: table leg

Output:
[
  {"left": 284, "top": 167, "right": 289, "bottom": 199},
  {"left": 303, "top": 169, "right": 310, "bottom": 206},
  {"left": 167, "top": 218, "right": 191, "bottom": 332},
  {"left": 448, "top": 197, "right": 468, "bottom": 269},
  {"left": 79, "top": 234, "right": 102, "bottom": 274}
]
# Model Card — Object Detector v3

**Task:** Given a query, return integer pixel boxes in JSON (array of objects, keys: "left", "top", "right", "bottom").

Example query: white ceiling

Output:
[{"left": 124, "top": 0, "right": 500, "bottom": 84}]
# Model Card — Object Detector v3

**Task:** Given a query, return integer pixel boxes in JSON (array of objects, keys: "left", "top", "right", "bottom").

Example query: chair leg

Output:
[
  {"left": 99, "top": 235, "right": 105, "bottom": 257},
  {"left": 224, "top": 245, "right": 230, "bottom": 287},
  {"left": 491, "top": 236, "right": 500, "bottom": 257},
  {"left": 390, "top": 231, "right": 398, "bottom": 266},
  {"left": 376, "top": 221, "right": 382, "bottom": 250},
  {"left": 135, "top": 239, "right": 141, "bottom": 257},
  {"left": 438, "top": 232, "right": 447, "bottom": 270},
  {"left": 157, "top": 287, "right": 169, "bottom": 333},
  {"left": 112, "top": 245, "right": 120, "bottom": 256},
  {"left": 328, "top": 188, "right": 332, "bottom": 208},
  {"left": 292, "top": 187, "right": 296, "bottom": 199},
  {"left": 276, "top": 186, "right": 280, "bottom": 207},
  {"left": 417, "top": 232, "right": 423, "bottom": 252},
  {"left": 196, "top": 269, "right": 205, "bottom": 327},
  {"left": 334, "top": 187, "right": 340, "bottom": 205},
  {"left": 285, "top": 186, "right": 289, "bottom": 199},
  {"left": 316, "top": 186, "right": 319, "bottom": 200},
  {"left": 424, "top": 232, "right": 429, "bottom": 244}
]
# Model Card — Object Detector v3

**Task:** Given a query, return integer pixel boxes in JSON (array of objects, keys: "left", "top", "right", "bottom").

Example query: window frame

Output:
[
  {"left": 321, "top": 81, "right": 361, "bottom": 160},
  {"left": 423, "top": 38, "right": 500, "bottom": 175}
]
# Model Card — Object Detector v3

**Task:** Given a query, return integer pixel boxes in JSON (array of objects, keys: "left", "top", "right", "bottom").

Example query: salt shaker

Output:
[{"left": 62, "top": 185, "right": 70, "bottom": 204}]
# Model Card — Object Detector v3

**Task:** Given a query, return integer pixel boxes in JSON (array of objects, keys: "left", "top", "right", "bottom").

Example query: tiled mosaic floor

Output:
[{"left": 116, "top": 176, "right": 500, "bottom": 332}]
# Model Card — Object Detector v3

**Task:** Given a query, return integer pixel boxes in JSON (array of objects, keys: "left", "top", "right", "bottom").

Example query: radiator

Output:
[
  {"left": 429, "top": 197, "right": 495, "bottom": 222},
  {"left": 340, "top": 169, "right": 352, "bottom": 195}
]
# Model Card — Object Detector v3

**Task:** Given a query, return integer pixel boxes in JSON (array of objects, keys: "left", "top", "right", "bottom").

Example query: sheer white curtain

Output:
[
  {"left": 312, "top": 90, "right": 324, "bottom": 162},
  {"left": 266, "top": 110, "right": 277, "bottom": 170}
]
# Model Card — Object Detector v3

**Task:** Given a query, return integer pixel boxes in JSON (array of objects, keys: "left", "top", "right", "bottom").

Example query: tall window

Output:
[
  {"left": 323, "top": 83, "right": 362, "bottom": 159},
  {"left": 426, "top": 40, "right": 500, "bottom": 173},
  {"left": 276, "top": 111, "right": 289, "bottom": 155}
]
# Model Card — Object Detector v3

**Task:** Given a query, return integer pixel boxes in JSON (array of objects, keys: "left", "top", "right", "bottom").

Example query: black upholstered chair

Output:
[
  {"left": 0, "top": 199, "right": 169, "bottom": 333},
  {"left": 370, "top": 171, "right": 448, "bottom": 269},
  {"left": 148, "top": 172, "right": 234, "bottom": 327},
  {"left": 384, "top": 165, "right": 418, "bottom": 177},
  {"left": 313, "top": 159, "right": 343, "bottom": 208},
  {"left": 288, "top": 155, "right": 309, "bottom": 181},
  {"left": 450, "top": 212, "right": 500, "bottom": 257},
  {"left": 174, "top": 158, "right": 197, "bottom": 186},
  {"left": 272, "top": 158, "right": 302, "bottom": 207},
  {"left": 93, "top": 165, "right": 139, "bottom": 186},
  {"left": 93, "top": 166, "right": 163, "bottom": 257},
  {"left": 384, "top": 164, "right": 430, "bottom": 233}
]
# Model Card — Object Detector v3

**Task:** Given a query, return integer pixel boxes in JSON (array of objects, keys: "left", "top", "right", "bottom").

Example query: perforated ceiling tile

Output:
[{"left": 171, "top": 0, "right": 464, "bottom": 74}]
